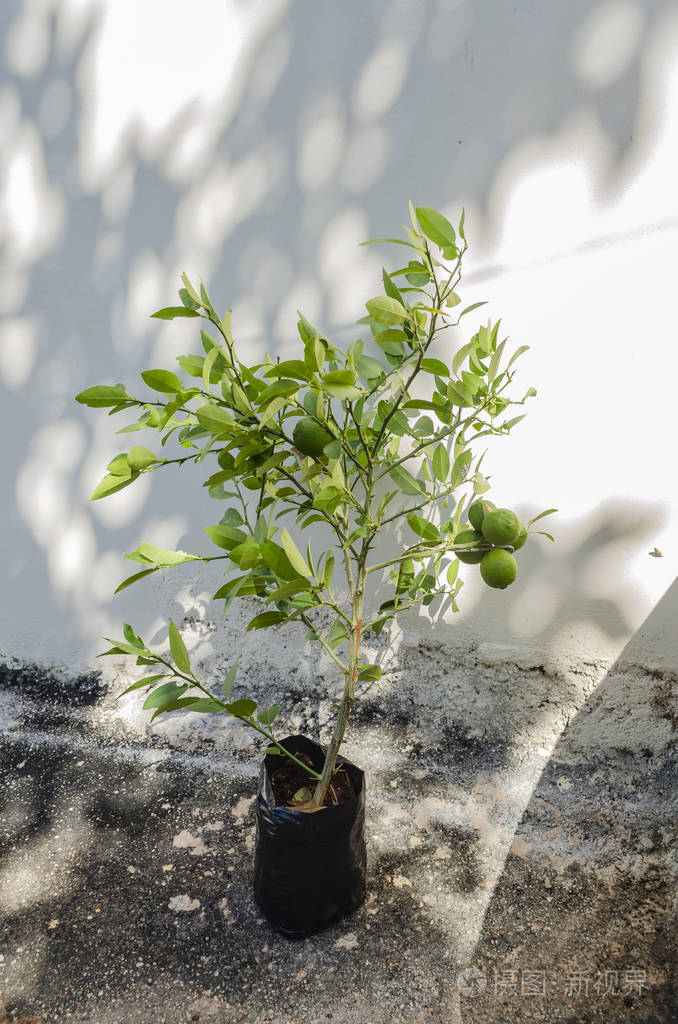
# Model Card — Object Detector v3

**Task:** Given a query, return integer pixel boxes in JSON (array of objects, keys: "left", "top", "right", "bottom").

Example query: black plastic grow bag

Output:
[{"left": 253, "top": 735, "right": 367, "bottom": 938}]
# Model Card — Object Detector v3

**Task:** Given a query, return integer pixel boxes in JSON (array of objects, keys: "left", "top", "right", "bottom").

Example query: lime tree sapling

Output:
[{"left": 77, "top": 203, "right": 555, "bottom": 808}]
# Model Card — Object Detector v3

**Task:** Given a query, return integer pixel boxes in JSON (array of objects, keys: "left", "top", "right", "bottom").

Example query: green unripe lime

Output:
[
  {"left": 480, "top": 548, "right": 517, "bottom": 589},
  {"left": 454, "top": 528, "right": 485, "bottom": 564},
  {"left": 468, "top": 499, "right": 495, "bottom": 532},
  {"left": 482, "top": 508, "right": 521, "bottom": 546},
  {"left": 292, "top": 418, "right": 333, "bottom": 458},
  {"left": 512, "top": 525, "right": 528, "bottom": 551}
]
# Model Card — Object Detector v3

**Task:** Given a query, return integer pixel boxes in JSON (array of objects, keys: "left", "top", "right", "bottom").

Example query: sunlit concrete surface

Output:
[{"left": 1, "top": 584, "right": 677, "bottom": 1022}]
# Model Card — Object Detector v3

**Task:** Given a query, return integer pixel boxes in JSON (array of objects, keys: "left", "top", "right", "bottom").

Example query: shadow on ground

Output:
[{"left": 458, "top": 579, "right": 678, "bottom": 1024}]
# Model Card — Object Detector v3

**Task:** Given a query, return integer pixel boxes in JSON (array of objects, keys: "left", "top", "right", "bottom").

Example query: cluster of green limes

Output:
[{"left": 454, "top": 500, "right": 527, "bottom": 589}]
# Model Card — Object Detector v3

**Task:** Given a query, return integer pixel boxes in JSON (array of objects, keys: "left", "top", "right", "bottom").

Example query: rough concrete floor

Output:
[{"left": 0, "top": 662, "right": 676, "bottom": 1023}]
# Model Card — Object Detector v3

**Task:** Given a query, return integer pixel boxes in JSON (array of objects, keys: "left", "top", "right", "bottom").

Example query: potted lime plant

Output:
[{"left": 77, "top": 203, "right": 555, "bottom": 936}]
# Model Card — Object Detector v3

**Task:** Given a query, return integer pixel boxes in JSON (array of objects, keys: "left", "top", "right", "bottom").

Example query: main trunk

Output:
[{"left": 312, "top": 569, "right": 365, "bottom": 805}]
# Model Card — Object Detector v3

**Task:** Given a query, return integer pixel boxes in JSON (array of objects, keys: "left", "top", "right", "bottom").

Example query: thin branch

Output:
[{"left": 299, "top": 613, "right": 348, "bottom": 673}]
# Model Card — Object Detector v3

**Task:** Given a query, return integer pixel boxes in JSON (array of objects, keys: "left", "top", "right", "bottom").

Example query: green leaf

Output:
[
  {"left": 475, "top": 324, "right": 492, "bottom": 357},
  {"left": 446, "top": 559, "right": 460, "bottom": 586},
  {"left": 382, "top": 268, "right": 404, "bottom": 303},
  {"left": 201, "top": 346, "right": 222, "bottom": 392},
  {"left": 205, "top": 524, "right": 247, "bottom": 551},
  {"left": 458, "top": 208, "right": 466, "bottom": 240},
  {"left": 507, "top": 344, "right": 530, "bottom": 370},
  {"left": 148, "top": 697, "right": 200, "bottom": 722},
  {"left": 114, "top": 567, "right": 158, "bottom": 593},
  {"left": 451, "top": 342, "right": 474, "bottom": 375},
  {"left": 280, "top": 528, "right": 312, "bottom": 579},
  {"left": 360, "top": 236, "right": 419, "bottom": 249},
  {"left": 388, "top": 464, "right": 424, "bottom": 495},
  {"left": 229, "top": 541, "right": 263, "bottom": 570},
  {"left": 323, "top": 370, "right": 357, "bottom": 389},
  {"left": 177, "top": 355, "right": 206, "bottom": 377},
  {"left": 195, "top": 403, "right": 234, "bottom": 435},
  {"left": 122, "top": 623, "right": 145, "bottom": 649},
  {"left": 402, "top": 399, "right": 441, "bottom": 413},
  {"left": 501, "top": 414, "right": 526, "bottom": 432},
  {"left": 407, "top": 516, "right": 440, "bottom": 542},
  {"left": 447, "top": 381, "right": 475, "bottom": 408},
  {"left": 357, "top": 665, "right": 382, "bottom": 681},
  {"left": 266, "top": 579, "right": 314, "bottom": 603},
  {"left": 366, "top": 296, "right": 408, "bottom": 325},
  {"left": 141, "top": 369, "right": 185, "bottom": 395},
  {"left": 257, "top": 704, "right": 280, "bottom": 726},
  {"left": 169, "top": 620, "right": 191, "bottom": 675},
  {"left": 222, "top": 661, "right": 239, "bottom": 700},
  {"left": 321, "top": 369, "right": 361, "bottom": 400},
  {"left": 107, "top": 453, "right": 130, "bottom": 476},
  {"left": 322, "top": 554, "right": 334, "bottom": 590},
  {"left": 421, "top": 358, "right": 449, "bottom": 377},
  {"left": 151, "top": 306, "right": 201, "bottom": 320},
  {"left": 247, "top": 611, "right": 289, "bottom": 630},
  {"left": 394, "top": 558, "right": 414, "bottom": 592},
  {"left": 473, "top": 472, "right": 491, "bottom": 495},
  {"left": 528, "top": 508, "right": 558, "bottom": 526},
  {"left": 258, "top": 395, "right": 288, "bottom": 427},
  {"left": 297, "top": 311, "right": 322, "bottom": 344},
  {"left": 226, "top": 698, "right": 257, "bottom": 718},
  {"left": 99, "top": 637, "right": 150, "bottom": 658},
  {"left": 76, "top": 384, "right": 130, "bottom": 408},
  {"left": 256, "top": 379, "right": 299, "bottom": 406},
  {"left": 461, "top": 370, "right": 482, "bottom": 395},
  {"left": 371, "top": 328, "right": 408, "bottom": 354},
  {"left": 413, "top": 415, "right": 434, "bottom": 438},
  {"left": 357, "top": 354, "right": 385, "bottom": 381},
  {"left": 327, "top": 620, "right": 348, "bottom": 649},
  {"left": 304, "top": 335, "right": 325, "bottom": 373},
  {"left": 116, "top": 674, "right": 167, "bottom": 698},
  {"left": 403, "top": 260, "right": 430, "bottom": 286},
  {"left": 432, "top": 444, "right": 450, "bottom": 482},
  {"left": 90, "top": 472, "right": 139, "bottom": 501},
  {"left": 132, "top": 543, "right": 200, "bottom": 567},
  {"left": 181, "top": 274, "right": 202, "bottom": 305},
  {"left": 184, "top": 698, "right": 226, "bottom": 713},
  {"left": 127, "top": 446, "right": 160, "bottom": 471},
  {"left": 313, "top": 484, "right": 343, "bottom": 510},
  {"left": 213, "top": 575, "right": 255, "bottom": 605},
  {"left": 264, "top": 360, "right": 312, "bottom": 382},
  {"left": 488, "top": 338, "right": 507, "bottom": 381},
  {"left": 450, "top": 449, "right": 472, "bottom": 488},
  {"left": 200, "top": 283, "right": 216, "bottom": 315},
  {"left": 142, "top": 681, "right": 189, "bottom": 710},
  {"left": 260, "top": 540, "right": 300, "bottom": 582},
  {"left": 459, "top": 301, "right": 488, "bottom": 317},
  {"left": 415, "top": 207, "right": 456, "bottom": 249},
  {"left": 178, "top": 287, "right": 200, "bottom": 310}
]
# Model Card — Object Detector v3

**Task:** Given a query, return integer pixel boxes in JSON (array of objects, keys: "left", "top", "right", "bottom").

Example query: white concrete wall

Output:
[{"left": 1, "top": 0, "right": 677, "bottom": 683}]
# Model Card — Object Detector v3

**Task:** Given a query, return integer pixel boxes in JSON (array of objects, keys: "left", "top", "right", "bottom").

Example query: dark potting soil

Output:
[{"left": 270, "top": 752, "right": 356, "bottom": 808}]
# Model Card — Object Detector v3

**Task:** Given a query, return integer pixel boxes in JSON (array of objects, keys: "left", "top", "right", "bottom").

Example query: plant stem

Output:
[
  {"left": 312, "top": 559, "right": 366, "bottom": 805},
  {"left": 299, "top": 612, "right": 348, "bottom": 673}
]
